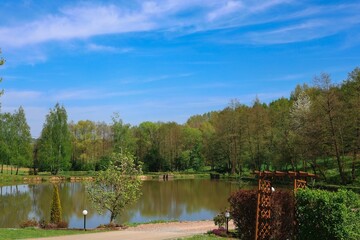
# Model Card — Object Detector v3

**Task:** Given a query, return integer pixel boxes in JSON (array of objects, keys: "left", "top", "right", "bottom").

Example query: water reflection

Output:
[{"left": 0, "top": 179, "right": 242, "bottom": 228}]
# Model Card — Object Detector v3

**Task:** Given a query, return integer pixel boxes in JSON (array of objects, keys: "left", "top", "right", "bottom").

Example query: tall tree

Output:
[
  {"left": 0, "top": 113, "right": 11, "bottom": 173},
  {"left": 341, "top": 68, "right": 360, "bottom": 181},
  {"left": 112, "top": 113, "right": 136, "bottom": 154},
  {"left": 12, "top": 106, "right": 32, "bottom": 174},
  {"left": 269, "top": 98, "right": 294, "bottom": 170},
  {"left": 38, "top": 103, "right": 72, "bottom": 175},
  {"left": 313, "top": 73, "right": 347, "bottom": 183}
]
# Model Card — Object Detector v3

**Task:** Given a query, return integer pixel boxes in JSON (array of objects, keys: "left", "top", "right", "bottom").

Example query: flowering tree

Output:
[{"left": 87, "top": 152, "right": 142, "bottom": 223}]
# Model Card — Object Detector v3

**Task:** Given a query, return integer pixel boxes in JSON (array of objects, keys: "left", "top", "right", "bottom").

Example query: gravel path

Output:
[{"left": 28, "top": 220, "right": 235, "bottom": 240}]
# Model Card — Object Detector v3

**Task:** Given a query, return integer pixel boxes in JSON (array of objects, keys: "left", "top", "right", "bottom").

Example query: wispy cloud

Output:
[
  {"left": 239, "top": 17, "right": 360, "bottom": 44},
  {"left": 86, "top": 43, "right": 133, "bottom": 53},
  {"left": 143, "top": 73, "right": 193, "bottom": 83},
  {"left": 53, "top": 88, "right": 149, "bottom": 101},
  {"left": 2, "top": 0, "right": 345, "bottom": 48},
  {"left": 207, "top": 1, "right": 243, "bottom": 22}
]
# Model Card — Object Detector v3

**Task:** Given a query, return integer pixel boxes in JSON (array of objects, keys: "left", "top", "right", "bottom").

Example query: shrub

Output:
[
  {"left": 296, "top": 188, "right": 360, "bottom": 240},
  {"left": 50, "top": 184, "right": 62, "bottom": 224},
  {"left": 229, "top": 189, "right": 295, "bottom": 240},
  {"left": 57, "top": 221, "right": 69, "bottom": 228},
  {"left": 20, "top": 218, "right": 39, "bottom": 228},
  {"left": 212, "top": 227, "right": 227, "bottom": 237},
  {"left": 271, "top": 190, "right": 295, "bottom": 240},
  {"left": 213, "top": 211, "right": 227, "bottom": 228},
  {"left": 43, "top": 222, "right": 58, "bottom": 229},
  {"left": 228, "top": 190, "right": 257, "bottom": 240}
]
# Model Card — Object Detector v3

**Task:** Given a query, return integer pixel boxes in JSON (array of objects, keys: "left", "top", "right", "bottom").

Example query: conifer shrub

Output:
[{"left": 50, "top": 184, "right": 62, "bottom": 224}]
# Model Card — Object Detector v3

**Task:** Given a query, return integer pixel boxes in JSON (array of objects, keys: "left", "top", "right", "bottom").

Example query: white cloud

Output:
[
  {"left": 0, "top": 0, "right": 303, "bottom": 48},
  {"left": 207, "top": 1, "right": 243, "bottom": 22},
  {"left": 2, "top": 90, "right": 43, "bottom": 106},
  {"left": 0, "top": 4, "right": 155, "bottom": 48},
  {"left": 86, "top": 43, "right": 133, "bottom": 53}
]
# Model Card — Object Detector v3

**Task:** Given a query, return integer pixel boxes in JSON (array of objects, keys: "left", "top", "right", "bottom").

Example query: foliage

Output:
[
  {"left": 271, "top": 190, "right": 295, "bottom": 240},
  {"left": 228, "top": 190, "right": 257, "bottom": 240},
  {"left": 228, "top": 189, "right": 295, "bottom": 240},
  {"left": 20, "top": 218, "right": 39, "bottom": 228},
  {"left": 182, "top": 234, "right": 228, "bottom": 240},
  {"left": 213, "top": 212, "right": 226, "bottom": 228},
  {"left": 0, "top": 107, "right": 32, "bottom": 174},
  {"left": 0, "top": 228, "right": 89, "bottom": 240},
  {"left": 87, "top": 151, "right": 143, "bottom": 223},
  {"left": 211, "top": 227, "right": 228, "bottom": 237},
  {"left": 296, "top": 188, "right": 360, "bottom": 240},
  {"left": 38, "top": 103, "right": 72, "bottom": 175},
  {"left": 50, "top": 184, "right": 62, "bottom": 224}
]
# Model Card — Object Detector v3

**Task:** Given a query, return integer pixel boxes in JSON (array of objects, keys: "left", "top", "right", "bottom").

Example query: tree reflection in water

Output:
[{"left": 0, "top": 179, "right": 242, "bottom": 228}]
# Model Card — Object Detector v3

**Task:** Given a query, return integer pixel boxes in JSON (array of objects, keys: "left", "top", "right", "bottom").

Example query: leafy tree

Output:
[
  {"left": 313, "top": 73, "right": 347, "bottom": 183},
  {"left": 341, "top": 68, "right": 360, "bottom": 181},
  {"left": 158, "top": 122, "right": 183, "bottom": 171},
  {"left": 0, "top": 113, "right": 11, "bottom": 173},
  {"left": 134, "top": 121, "right": 160, "bottom": 170},
  {"left": 268, "top": 98, "right": 293, "bottom": 170},
  {"left": 0, "top": 108, "right": 31, "bottom": 175},
  {"left": 112, "top": 113, "right": 136, "bottom": 154},
  {"left": 38, "top": 103, "right": 72, "bottom": 175},
  {"left": 12, "top": 106, "right": 32, "bottom": 174},
  {"left": 87, "top": 151, "right": 143, "bottom": 223}
]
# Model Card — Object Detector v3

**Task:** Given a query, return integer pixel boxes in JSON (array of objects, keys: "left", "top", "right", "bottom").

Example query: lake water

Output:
[{"left": 0, "top": 179, "right": 243, "bottom": 228}]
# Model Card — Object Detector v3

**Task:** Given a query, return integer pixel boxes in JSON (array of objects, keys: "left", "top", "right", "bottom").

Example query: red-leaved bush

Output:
[
  {"left": 228, "top": 190, "right": 258, "bottom": 240},
  {"left": 229, "top": 189, "right": 295, "bottom": 240}
]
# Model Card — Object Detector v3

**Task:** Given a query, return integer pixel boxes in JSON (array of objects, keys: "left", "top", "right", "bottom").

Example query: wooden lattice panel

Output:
[
  {"left": 255, "top": 179, "right": 272, "bottom": 240},
  {"left": 294, "top": 179, "right": 307, "bottom": 192}
]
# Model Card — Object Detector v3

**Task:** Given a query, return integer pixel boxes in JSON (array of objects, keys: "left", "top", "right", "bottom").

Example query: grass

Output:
[
  {"left": 0, "top": 227, "right": 92, "bottom": 240},
  {"left": 124, "top": 219, "right": 179, "bottom": 227},
  {"left": 179, "top": 233, "right": 236, "bottom": 240}
]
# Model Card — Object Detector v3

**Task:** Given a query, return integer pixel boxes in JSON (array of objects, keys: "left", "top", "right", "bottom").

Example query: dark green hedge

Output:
[
  {"left": 296, "top": 189, "right": 360, "bottom": 240},
  {"left": 228, "top": 188, "right": 360, "bottom": 240}
]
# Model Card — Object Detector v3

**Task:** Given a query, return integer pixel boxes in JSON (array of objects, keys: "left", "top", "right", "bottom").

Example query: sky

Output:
[{"left": 0, "top": 0, "right": 360, "bottom": 137}]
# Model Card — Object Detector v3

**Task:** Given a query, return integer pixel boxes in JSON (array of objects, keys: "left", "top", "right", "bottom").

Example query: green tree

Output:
[
  {"left": 269, "top": 98, "right": 295, "bottom": 170},
  {"left": 0, "top": 113, "right": 11, "bottom": 173},
  {"left": 313, "top": 73, "right": 347, "bottom": 183},
  {"left": 341, "top": 68, "right": 360, "bottom": 181},
  {"left": 12, "top": 106, "right": 32, "bottom": 174},
  {"left": 50, "top": 184, "right": 62, "bottom": 224},
  {"left": 87, "top": 151, "right": 142, "bottom": 223},
  {"left": 112, "top": 113, "right": 136, "bottom": 154},
  {"left": 38, "top": 103, "right": 72, "bottom": 175}
]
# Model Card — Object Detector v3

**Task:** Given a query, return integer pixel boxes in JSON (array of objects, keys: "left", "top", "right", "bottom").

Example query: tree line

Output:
[{"left": 0, "top": 60, "right": 359, "bottom": 184}]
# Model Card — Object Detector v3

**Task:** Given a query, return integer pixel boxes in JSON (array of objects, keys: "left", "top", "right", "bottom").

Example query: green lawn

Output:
[
  {"left": 179, "top": 234, "right": 236, "bottom": 240},
  {"left": 0, "top": 228, "right": 91, "bottom": 240}
]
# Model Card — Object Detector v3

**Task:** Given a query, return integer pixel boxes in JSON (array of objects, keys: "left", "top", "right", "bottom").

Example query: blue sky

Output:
[{"left": 0, "top": 0, "right": 360, "bottom": 137}]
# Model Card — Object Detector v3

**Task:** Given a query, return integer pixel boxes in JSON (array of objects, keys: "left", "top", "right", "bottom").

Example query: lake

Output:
[{"left": 0, "top": 179, "right": 243, "bottom": 228}]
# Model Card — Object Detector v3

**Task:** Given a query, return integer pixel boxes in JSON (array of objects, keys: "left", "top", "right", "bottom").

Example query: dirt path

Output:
[{"left": 29, "top": 220, "right": 235, "bottom": 240}]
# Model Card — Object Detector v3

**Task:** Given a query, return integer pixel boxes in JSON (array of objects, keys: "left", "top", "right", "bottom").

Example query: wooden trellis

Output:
[
  {"left": 255, "top": 178, "right": 272, "bottom": 240},
  {"left": 254, "top": 170, "right": 316, "bottom": 240}
]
